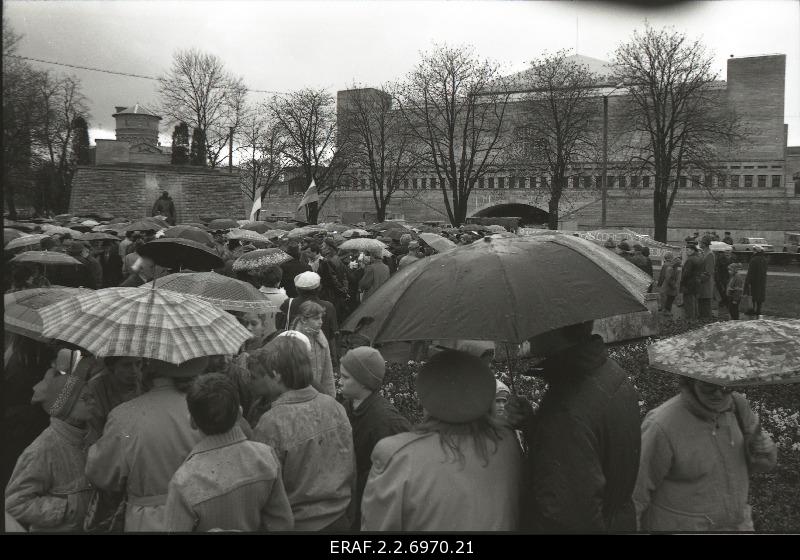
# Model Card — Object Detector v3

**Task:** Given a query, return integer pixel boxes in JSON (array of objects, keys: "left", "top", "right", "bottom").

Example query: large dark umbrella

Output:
[
  {"left": 4, "top": 228, "right": 25, "bottom": 246},
  {"left": 139, "top": 238, "right": 224, "bottom": 272},
  {"left": 125, "top": 219, "right": 163, "bottom": 233},
  {"left": 240, "top": 222, "right": 271, "bottom": 234},
  {"left": 82, "top": 232, "right": 119, "bottom": 242},
  {"left": 163, "top": 225, "right": 215, "bottom": 247},
  {"left": 343, "top": 234, "right": 651, "bottom": 344},
  {"left": 207, "top": 218, "right": 239, "bottom": 230}
]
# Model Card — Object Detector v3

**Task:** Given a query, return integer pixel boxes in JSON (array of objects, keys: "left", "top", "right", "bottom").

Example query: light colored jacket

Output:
[
  {"left": 253, "top": 386, "right": 354, "bottom": 531},
  {"left": 85, "top": 378, "right": 202, "bottom": 532},
  {"left": 5, "top": 418, "right": 93, "bottom": 532},
  {"left": 633, "top": 389, "right": 777, "bottom": 531},
  {"left": 361, "top": 429, "right": 522, "bottom": 531},
  {"left": 164, "top": 425, "right": 294, "bottom": 532}
]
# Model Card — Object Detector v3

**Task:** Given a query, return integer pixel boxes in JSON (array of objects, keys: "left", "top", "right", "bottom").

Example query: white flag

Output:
[
  {"left": 249, "top": 186, "right": 264, "bottom": 221},
  {"left": 297, "top": 179, "right": 320, "bottom": 211}
]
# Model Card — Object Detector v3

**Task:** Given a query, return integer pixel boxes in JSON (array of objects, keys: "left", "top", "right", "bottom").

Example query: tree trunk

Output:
[
  {"left": 547, "top": 192, "right": 560, "bottom": 230},
  {"left": 376, "top": 201, "right": 386, "bottom": 223},
  {"left": 5, "top": 177, "right": 18, "bottom": 220},
  {"left": 306, "top": 201, "right": 319, "bottom": 224},
  {"left": 653, "top": 186, "right": 669, "bottom": 243}
]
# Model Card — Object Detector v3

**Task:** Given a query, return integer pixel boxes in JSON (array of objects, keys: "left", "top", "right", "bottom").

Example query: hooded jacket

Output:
[{"left": 521, "top": 335, "right": 641, "bottom": 533}]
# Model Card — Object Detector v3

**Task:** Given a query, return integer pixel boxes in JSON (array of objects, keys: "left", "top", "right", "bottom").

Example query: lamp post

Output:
[{"left": 601, "top": 83, "right": 624, "bottom": 228}]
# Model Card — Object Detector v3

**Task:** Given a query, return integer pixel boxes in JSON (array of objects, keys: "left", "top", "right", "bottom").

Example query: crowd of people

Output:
[{"left": 3, "top": 215, "right": 779, "bottom": 533}]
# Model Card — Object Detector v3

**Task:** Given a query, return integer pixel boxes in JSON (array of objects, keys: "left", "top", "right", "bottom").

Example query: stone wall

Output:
[{"left": 69, "top": 164, "right": 247, "bottom": 223}]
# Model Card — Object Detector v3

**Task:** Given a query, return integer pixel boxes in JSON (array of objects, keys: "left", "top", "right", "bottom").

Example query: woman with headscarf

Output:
[
  {"left": 633, "top": 376, "right": 777, "bottom": 531},
  {"left": 361, "top": 350, "right": 522, "bottom": 531},
  {"left": 5, "top": 350, "right": 95, "bottom": 531},
  {"left": 290, "top": 300, "right": 336, "bottom": 398}
]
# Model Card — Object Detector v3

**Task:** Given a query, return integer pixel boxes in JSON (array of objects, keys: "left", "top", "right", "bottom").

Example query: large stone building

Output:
[
  {"left": 262, "top": 54, "right": 799, "bottom": 245},
  {"left": 70, "top": 105, "right": 246, "bottom": 222}
]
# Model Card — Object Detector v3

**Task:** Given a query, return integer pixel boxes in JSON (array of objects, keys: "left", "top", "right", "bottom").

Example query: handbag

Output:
[{"left": 83, "top": 488, "right": 127, "bottom": 533}]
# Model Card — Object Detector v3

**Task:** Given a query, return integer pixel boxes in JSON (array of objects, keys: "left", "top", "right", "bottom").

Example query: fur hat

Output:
[
  {"left": 341, "top": 346, "right": 385, "bottom": 391},
  {"left": 495, "top": 379, "right": 510, "bottom": 395},
  {"left": 294, "top": 271, "right": 321, "bottom": 290},
  {"left": 417, "top": 350, "right": 495, "bottom": 423}
]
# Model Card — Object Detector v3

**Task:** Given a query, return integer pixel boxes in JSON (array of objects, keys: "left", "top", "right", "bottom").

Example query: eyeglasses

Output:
[{"left": 696, "top": 381, "right": 733, "bottom": 394}]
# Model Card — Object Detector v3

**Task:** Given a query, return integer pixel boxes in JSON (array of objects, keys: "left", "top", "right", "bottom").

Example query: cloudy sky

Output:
[{"left": 6, "top": 0, "right": 800, "bottom": 144}]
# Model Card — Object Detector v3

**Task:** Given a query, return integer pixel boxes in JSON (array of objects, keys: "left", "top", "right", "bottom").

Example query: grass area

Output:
[{"left": 761, "top": 275, "right": 800, "bottom": 319}]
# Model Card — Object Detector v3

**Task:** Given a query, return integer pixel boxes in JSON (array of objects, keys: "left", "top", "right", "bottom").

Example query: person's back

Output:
[
  {"left": 360, "top": 259, "right": 390, "bottom": 300},
  {"left": 254, "top": 387, "right": 353, "bottom": 531}
]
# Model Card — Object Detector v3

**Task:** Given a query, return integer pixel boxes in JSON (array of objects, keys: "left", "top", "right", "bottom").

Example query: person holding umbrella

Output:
[
  {"left": 633, "top": 376, "right": 777, "bottom": 531},
  {"left": 744, "top": 245, "right": 768, "bottom": 317},
  {"left": 85, "top": 357, "right": 209, "bottom": 531},
  {"left": 680, "top": 244, "right": 703, "bottom": 321}
]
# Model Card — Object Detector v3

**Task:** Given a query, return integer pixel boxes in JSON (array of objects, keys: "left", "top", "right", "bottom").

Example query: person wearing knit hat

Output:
[
  {"left": 340, "top": 346, "right": 411, "bottom": 531},
  {"left": 361, "top": 350, "right": 522, "bottom": 531},
  {"left": 6, "top": 359, "right": 95, "bottom": 532},
  {"left": 85, "top": 355, "right": 207, "bottom": 531},
  {"left": 493, "top": 379, "right": 511, "bottom": 420}
]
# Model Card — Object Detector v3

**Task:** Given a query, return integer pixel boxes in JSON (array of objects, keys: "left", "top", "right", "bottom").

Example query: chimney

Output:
[{"left": 115, "top": 106, "right": 126, "bottom": 114}]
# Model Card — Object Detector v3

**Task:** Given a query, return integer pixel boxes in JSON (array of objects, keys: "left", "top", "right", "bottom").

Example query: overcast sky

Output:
[{"left": 6, "top": 0, "right": 800, "bottom": 144}]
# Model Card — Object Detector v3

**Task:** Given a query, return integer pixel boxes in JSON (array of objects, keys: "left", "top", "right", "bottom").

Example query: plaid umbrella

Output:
[
  {"left": 39, "top": 287, "right": 252, "bottom": 364},
  {"left": 82, "top": 232, "right": 119, "bottom": 242},
  {"left": 164, "top": 225, "right": 215, "bottom": 247},
  {"left": 5, "top": 234, "right": 50, "bottom": 251},
  {"left": 5, "top": 287, "right": 92, "bottom": 341},
  {"left": 419, "top": 233, "right": 456, "bottom": 254},
  {"left": 11, "top": 251, "right": 82, "bottom": 266},
  {"left": 339, "top": 238, "right": 387, "bottom": 254},
  {"left": 647, "top": 319, "right": 800, "bottom": 387},
  {"left": 139, "top": 238, "right": 224, "bottom": 271},
  {"left": 207, "top": 218, "right": 240, "bottom": 230},
  {"left": 141, "top": 271, "right": 276, "bottom": 312},
  {"left": 227, "top": 228, "right": 270, "bottom": 243},
  {"left": 232, "top": 248, "right": 292, "bottom": 272}
]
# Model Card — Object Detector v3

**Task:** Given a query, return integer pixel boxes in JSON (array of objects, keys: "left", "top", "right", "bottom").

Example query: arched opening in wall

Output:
[{"left": 472, "top": 203, "right": 549, "bottom": 227}]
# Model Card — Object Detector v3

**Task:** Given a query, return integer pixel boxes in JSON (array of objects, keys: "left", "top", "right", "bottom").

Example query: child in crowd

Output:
[{"left": 164, "top": 373, "right": 293, "bottom": 532}]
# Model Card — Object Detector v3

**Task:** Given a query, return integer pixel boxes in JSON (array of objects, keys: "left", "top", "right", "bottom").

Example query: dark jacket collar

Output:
[
  {"left": 349, "top": 391, "right": 379, "bottom": 418},
  {"left": 538, "top": 334, "right": 608, "bottom": 383}
]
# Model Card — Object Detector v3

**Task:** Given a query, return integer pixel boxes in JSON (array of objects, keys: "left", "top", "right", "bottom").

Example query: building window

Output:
[
  {"left": 498, "top": 177, "right": 505, "bottom": 189},
  {"left": 630, "top": 176, "right": 639, "bottom": 189},
  {"left": 744, "top": 165, "right": 754, "bottom": 169},
  {"left": 757, "top": 165, "right": 768, "bottom": 169},
  {"left": 729, "top": 175, "right": 739, "bottom": 188},
  {"left": 509, "top": 177, "right": 516, "bottom": 189},
  {"left": 514, "top": 177, "right": 522, "bottom": 189},
  {"left": 583, "top": 176, "right": 592, "bottom": 189},
  {"left": 758, "top": 175, "right": 767, "bottom": 188},
  {"left": 730, "top": 165, "right": 740, "bottom": 169},
  {"left": 488, "top": 177, "right": 495, "bottom": 189},
  {"left": 691, "top": 175, "right": 701, "bottom": 188},
  {"left": 541, "top": 177, "right": 549, "bottom": 190},
  {"left": 530, "top": 177, "right": 536, "bottom": 189},
  {"left": 772, "top": 175, "right": 781, "bottom": 189},
  {"left": 705, "top": 174, "right": 713, "bottom": 188},
  {"left": 771, "top": 165, "right": 782, "bottom": 169},
  {"left": 718, "top": 175, "right": 727, "bottom": 189},
  {"left": 412, "top": 178, "right": 418, "bottom": 189},
  {"left": 595, "top": 176, "right": 603, "bottom": 190},
  {"left": 618, "top": 176, "right": 627, "bottom": 189},
  {"left": 353, "top": 178, "right": 359, "bottom": 190},
  {"left": 402, "top": 179, "right": 408, "bottom": 190},
  {"left": 642, "top": 176, "right": 650, "bottom": 189},
  {"left": 744, "top": 175, "right": 753, "bottom": 188},
  {"left": 478, "top": 178, "right": 485, "bottom": 189},
  {"left": 420, "top": 178, "right": 426, "bottom": 189},
  {"left": 607, "top": 175, "right": 616, "bottom": 189},
  {"left": 680, "top": 176, "right": 687, "bottom": 189}
]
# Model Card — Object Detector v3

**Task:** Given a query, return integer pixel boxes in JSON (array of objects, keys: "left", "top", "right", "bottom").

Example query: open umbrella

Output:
[
  {"left": 486, "top": 224, "right": 507, "bottom": 233},
  {"left": 207, "top": 218, "right": 240, "bottom": 230},
  {"left": 269, "top": 221, "right": 296, "bottom": 231},
  {"left": 368, "top": 221, "right": 410, "bottom": 232},
  {"left": 286, "top": 226, "right": 326, "bottom": 239},
  {"left": 262, "top": 229, "right": 287, "bottom": 240},
  {"left": 139, "top": 238, "right": 224, "bottom": 272},
  {"left": 4, "top": 228, "right": 24, "bottom": 246},
  {"left": 125, "top": 219, "right": 162, "bottom": 233},
  {"left": 11, "top": 251, "right": 81, "bottom": 266},
  {"left": 141, "top": 271, "right": 275, "bottom": 313},
  {"left": 163, "top": 225, "right": 215, "bottom": 247},
  {"left": 232, "top": 248, "right": 292, "bottom": 272},
  {"left": 240, "top": 222, "right": 271, "bottom": 234},
  {"left": 343, "top": 234, "right": 651, "bottom": 344},
  {"left": 419, "top": 232, "right": 456, "bottom": 254},
  {"left": 81, "top": 232, "right": 119, "bottom": 242},
  {"left": 6, "top": 221, "right": 39, "bottom": 233},
  {"left": 5, "top": 287, "right": 93, "bottom": 341},
  {"left": 227, "top": 228, "right": 271, "bottom": 244},
  {"left": 647, "top": 319, "right": 800, "bottom": 387},
  {"left": 5, "top": 234, "right": 50, "bottom": 251},
  {"left": 339, "top": 238, "right": 387, "bottom": 254},
  {"left": 39, "top": 287, "right": 252, "bottom": 364},
  {"left": 342, "top": 228, "right": 369, "bottom": 238},
  {"left": 42, "top": 224, "right": 83, "bottom": 238}
]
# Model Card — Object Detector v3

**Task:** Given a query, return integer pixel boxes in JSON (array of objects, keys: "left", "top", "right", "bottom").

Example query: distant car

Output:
[
  {"left": 732, "top": 237, "right": 774, "bottom": 252},
  {"left": 709, "top": 241, "right": 733, "bottom": 252}
]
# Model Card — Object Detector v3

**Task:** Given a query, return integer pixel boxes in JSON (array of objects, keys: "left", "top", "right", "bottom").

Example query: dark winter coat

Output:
[
  {"left": 680, "top": 254, "right": 703, "bottom": 295},
  {"left": 279, "top": 258, "right": 312, "bottom": 298},
  {"left": 344, "top": 392, "right": 411, "bottom": 530},
  {"left": 521, "top": 335, "right": 641, "bottom": 533},
  {"left": 152, "top": 195, "right": 176, "bottom": 225},
  {"left": 744, "top": 253, "right": 768, "bottom": 302}
]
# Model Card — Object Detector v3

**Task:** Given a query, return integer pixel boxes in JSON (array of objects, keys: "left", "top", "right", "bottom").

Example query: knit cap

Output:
[{"left": 341, "top": 346, "right": 386, "bottom": 391}]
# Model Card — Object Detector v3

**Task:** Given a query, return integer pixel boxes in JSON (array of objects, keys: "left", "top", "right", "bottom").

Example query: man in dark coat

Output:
[
  {"left": 744, "top": 246, "right": 768, "bottom": 316},
  {"left": 340, "top": 346, "right": 411, "bottom": 531},
  {"left": 508, "top": 321, "right": 641, "bottom": 533},
  {"left": 680, "top": 245, "right": 703, "bottom": 320},
  {"left": 152, "top": 191, "right": 176, "bottom": 225},
  {"left": 319, "top": 238, "right": 349, "bottom": 321},
  {"left": 279, "top": 244, "right": 311, "bottom": 298}
]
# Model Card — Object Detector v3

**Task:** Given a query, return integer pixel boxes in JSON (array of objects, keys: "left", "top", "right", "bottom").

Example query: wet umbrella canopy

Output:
[
  {"left": 343, "top": 234, "right": 651, "bottom": 344},
  {"left": 647, "top": 319, "right": 800, "bottom": 387},
  {"left": 419, "top": 233, "right": 456, "bottom": 254},
  {"left": 232, "top": 248, "right": 292, "bottom": 272},
  {"left": 163, "top": 225, "right": 215, "bottom": 247},
  {"left": 5, "top": 287, "right": 93, "bottom": 341},
  {"left": 141, "top": 271, "right": 275, "bottom": 313},
  {"left": 138, "top": 238, "right": 224, "bottom": 271}
]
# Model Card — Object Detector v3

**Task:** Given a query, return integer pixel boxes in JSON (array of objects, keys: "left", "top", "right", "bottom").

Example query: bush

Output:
[{"left": 378, "top": 314, "right": 800, "bottom": 532}]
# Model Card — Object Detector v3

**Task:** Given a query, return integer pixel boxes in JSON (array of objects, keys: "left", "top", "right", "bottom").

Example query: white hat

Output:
[
  {"left": 495, "top": 379, "right": 510, "bottom": 395},
  {"left": 275, "top": 330, "right": 312, "bottom": 352},
  {"left": 294, "top": 271, "right": 321, "bottom": 290}
]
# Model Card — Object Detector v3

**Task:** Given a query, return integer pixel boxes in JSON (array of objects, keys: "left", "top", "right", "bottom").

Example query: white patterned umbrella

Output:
[
  {"left": 39, "top": 287, "right": 252, "bottom": 364},
  {"left": 647, "top": 319, "right": 800, "bottom": 387},
  {"left": 141, "top": 271, "right": 276, "bottom": 313},
  {"left": 227, "top": 228, "right": 271, "bottom": 243},
  {"left": 42, "top": 224, "right": 83, "bottom": 238},
  {"left": 5, "top": 234, "right": 50, "bottom": 251},
  {"left": 232, "top": 248, "right": 292, "bottom": 272},
  {"left": 11, "top": 251, "right": 81, "bottom": 266},
  {"left": 339, "top": 238, "right": 387, "bottom": 254}
]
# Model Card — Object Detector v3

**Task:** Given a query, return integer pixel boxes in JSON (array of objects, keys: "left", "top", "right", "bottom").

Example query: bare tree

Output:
[
  {"left": 612, "top": 26, "right": 744, "bottom": 242},
  {"left": 269, "top": 88, "right": 350, "bottom": 223},
  {"left": 512, "top": 52, "right": 599, "bottom": 229},
  {"left": 340, "top": 85, "right": 421, "bottom": 222},
  {"left": 237, "top": 104, "right": 289, "bottom": 205},
  {"left": 396, "top": 44, "right": 513, "bottom": 226},
  {"left": 158, "top": 49, "right": 248, "bottom": 168}
]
